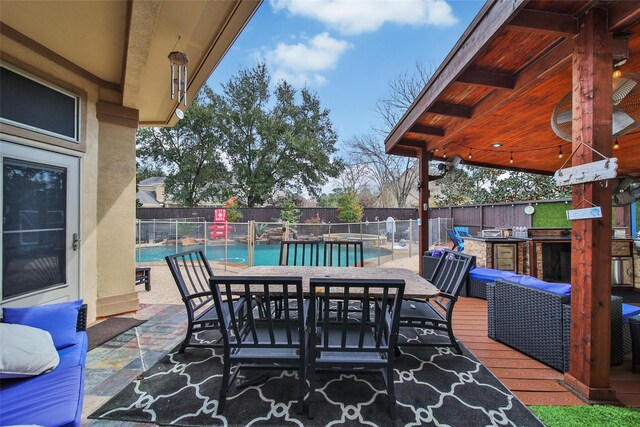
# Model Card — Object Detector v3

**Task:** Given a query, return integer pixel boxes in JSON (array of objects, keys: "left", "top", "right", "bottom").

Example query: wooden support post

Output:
[
  {"left": 565, "top": 7, "right": 615, "bottom": 402},
  {"left": 418, "top": 149, "right": 430, "bottom": 276}
]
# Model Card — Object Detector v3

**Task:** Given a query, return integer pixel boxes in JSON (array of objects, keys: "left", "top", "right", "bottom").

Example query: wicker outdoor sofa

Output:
[{"left": 487, "top": 279, "right": 623, "bottom": 372}]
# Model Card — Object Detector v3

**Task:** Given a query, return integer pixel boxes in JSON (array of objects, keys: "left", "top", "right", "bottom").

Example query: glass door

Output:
[{"left": 1, "top": 141, "right": 79, "bottom": 307}]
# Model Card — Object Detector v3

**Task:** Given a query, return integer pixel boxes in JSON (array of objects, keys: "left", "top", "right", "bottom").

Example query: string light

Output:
[
  {"left": 614, "top": 138, "right": 620, "bottom": 150},
  {"left": 430, "top": 142, "right": 570, "bottom": 162}
]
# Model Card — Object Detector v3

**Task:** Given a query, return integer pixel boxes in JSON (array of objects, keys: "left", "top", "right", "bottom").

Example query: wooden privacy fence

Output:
[
  {"left": 137, "top": 199, "right": 575, "bottom": 235},
  {"left": 137, "top": 207, "right": 419, "bottom": 222},
  {"left": 429, "top": 199, "right": 572, "bottom": 235}
]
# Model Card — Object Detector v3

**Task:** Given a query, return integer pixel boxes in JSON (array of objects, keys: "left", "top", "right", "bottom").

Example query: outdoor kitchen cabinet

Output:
[
  {"left": 493, "top": 243, "right": 517, "bottom": 271},
  {"left": 463, "top": 237, "right": 526, "bottom": 273}
]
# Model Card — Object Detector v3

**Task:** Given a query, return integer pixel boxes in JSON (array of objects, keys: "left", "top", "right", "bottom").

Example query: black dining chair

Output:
[
  {"left": 165, "top": 250, "right": 244, "bottom": 353},
  {"left": 279, "top": 240, "right": 322, "bottom": 266},
  {"left": 307, "top": 277, "right": 405, "bottom": 420},
  {"left": 209, "top": 276, "right": 308, "bottom": 414},
  {"left": 396, "top": 249, "right": 474, "bottom": 354},
  {"left": 323, "top": 240, "right": 364, "bottom": 267}
]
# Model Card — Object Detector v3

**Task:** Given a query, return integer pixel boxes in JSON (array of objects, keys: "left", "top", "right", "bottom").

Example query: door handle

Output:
[{"left": 72, "top": 233, "right": 81, "bottom": 251}]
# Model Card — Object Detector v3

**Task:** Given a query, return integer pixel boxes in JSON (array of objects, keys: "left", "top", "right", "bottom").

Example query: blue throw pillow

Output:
[{"left": 3, "top": 300, "right": 83, "bottom": 349}]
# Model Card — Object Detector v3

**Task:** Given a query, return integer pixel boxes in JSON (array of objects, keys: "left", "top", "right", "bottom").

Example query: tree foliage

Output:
[
  {"left": 344, "top": 63, "right": 431, "bottom": 208},
  {"left": 136, "top": 91, "right": 228, "bottom": 207},
  {"left": 337, "top": 192, "right": 364, "bottom": 223},
  {"left": 216, "top": 63, "right": 341, "bottom": 207},
  {"left": 224, "top": 196, "right": 242, "bottom": 222},
  {"left": 374, "top": 62, "right": 433, "bottom": 134},
  {"left": 136, "top": 161, "right": 165, "bottom": 183},
  {"left": 431, "top": 166, "right": 570, "bottom": 206},
  {"left": 137, "top": 63, "right": 341, "bottom": 208},
  {"left": 280, "top": 198, "right": 300, "bottom": 224},
  {"left": 346, "top": 134, "right": 417, "bottom": 208}
]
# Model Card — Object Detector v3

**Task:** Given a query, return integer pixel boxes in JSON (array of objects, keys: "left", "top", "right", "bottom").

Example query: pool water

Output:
[{"left": 136, "top": 242, "right": 392, "bottom": 265}]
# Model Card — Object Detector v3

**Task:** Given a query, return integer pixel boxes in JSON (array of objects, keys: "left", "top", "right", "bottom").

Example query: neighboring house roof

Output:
[
  {"left": 139, "top": 176, "right": 166, "bottom": 186},
  {"left": 137, "top": 190, "right": 163, "bottom": 207}
]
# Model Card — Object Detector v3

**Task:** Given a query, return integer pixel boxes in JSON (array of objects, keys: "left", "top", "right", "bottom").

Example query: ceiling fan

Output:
[{"left": 551, "top": 72, "right": 640, "bottom": 141}]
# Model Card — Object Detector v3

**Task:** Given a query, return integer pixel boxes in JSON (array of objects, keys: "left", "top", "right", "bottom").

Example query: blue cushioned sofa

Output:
[
  {"left": 0, "top": 304, "right": 88, "bottom": 427},
  {"left": 487, "top": 279, "right": 623, "bottom": 372}
]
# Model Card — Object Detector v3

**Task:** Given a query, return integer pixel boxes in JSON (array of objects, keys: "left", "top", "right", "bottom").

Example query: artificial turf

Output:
[{"left": 530, "top": 405, "right": 640, "bottom": 427}]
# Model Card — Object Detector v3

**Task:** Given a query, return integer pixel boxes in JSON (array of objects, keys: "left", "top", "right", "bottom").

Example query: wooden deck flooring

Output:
[{"left": 453, "top": 297, "right": 640, "bottom": 407}]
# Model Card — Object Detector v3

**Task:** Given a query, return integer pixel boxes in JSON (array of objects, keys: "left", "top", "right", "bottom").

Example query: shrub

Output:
[
  {"left": 224, "top": 196, "right": 242, "bottom": 222},
  {"left": 281, "top": 198, "right": 300, "bottom": 225},
  {"left": 337, "top": 192, "right": 363, "bottom": 223}
]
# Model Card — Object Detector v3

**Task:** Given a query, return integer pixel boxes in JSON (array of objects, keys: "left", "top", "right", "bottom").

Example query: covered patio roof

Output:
[
  {"left": 385, "top": 0, "right": 640, "bottom": 403},
  {"left": 386, "top": 0, "right": 640, "bottom": 176}
]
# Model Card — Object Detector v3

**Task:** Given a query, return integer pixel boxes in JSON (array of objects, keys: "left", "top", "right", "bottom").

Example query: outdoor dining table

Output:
[{"left": 238, "top": 266, "right": 439, "bottom": 299}]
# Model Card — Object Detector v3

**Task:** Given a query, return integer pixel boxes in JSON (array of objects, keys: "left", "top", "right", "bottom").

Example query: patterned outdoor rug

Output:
[{"left": 90, "top": 328, "right": 542, "bottom": 426}]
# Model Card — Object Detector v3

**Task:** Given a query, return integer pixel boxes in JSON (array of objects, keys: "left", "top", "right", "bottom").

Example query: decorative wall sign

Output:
[
  {"left": 554, "top": 158, "right": 618, "bottom": 186},
  {"left": 566, "top": 207, "right": 603, "bottom": 220}
]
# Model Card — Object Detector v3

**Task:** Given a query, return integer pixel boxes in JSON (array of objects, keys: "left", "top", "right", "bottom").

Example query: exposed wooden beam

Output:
[
  {"left": 385, "top": 0, "right": 528, "bottom": 154},
  {"left": 457, "top": 69, "right": 515, "bottom": 89},
  {"left": 400, "top": 139, "right": 427, "bottom": 149},
  {"left": 431, "top": 38, "right": 573, "bottom": 150},
  {"left": 386, "top": 0, "right": 640, "bottom": 158},
  {"left": 389, "top": 146, "right": 418, "bottom": 157},
  {"left": 507, "top": 10, "right": 578, "bottom": 37},
  {"left": 608, "top": 0, "right": 640, "bottom": 32},
  {"left": 409, "top": 124, "right": 445, "bottom": 137},
  {"left": 428, "top": 102, "right": 473, "bottom": 118}
]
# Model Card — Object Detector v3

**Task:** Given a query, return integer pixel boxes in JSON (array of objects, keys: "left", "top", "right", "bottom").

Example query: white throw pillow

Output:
[{"left": 0, "top": 323, "right": 60, "bottom": 379}]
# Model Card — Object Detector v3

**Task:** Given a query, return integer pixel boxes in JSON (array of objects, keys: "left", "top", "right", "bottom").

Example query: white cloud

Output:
[
  {"left": 262, "top": 32, "right": 351, "bottom": 86},
  {"left": 271, "top": 0, "right": 458, "bottom": 35}
]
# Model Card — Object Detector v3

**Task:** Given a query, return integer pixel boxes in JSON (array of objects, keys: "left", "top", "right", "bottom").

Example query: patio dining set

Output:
[{"left": 165, "top": 241, "right": 474, "bottom": 419}]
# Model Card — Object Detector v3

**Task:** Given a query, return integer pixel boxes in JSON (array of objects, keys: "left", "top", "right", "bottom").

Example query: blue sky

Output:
[{"left": 207, "top": 0, "right": 484, "bottom": 152}]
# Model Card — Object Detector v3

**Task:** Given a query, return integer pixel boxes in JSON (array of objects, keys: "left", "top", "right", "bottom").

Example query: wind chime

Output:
[{"left": 168, "top": 37, "right": 189, "bottom": 119}]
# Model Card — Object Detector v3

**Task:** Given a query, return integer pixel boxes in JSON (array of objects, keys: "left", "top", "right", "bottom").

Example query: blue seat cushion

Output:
[
  {"left": 622, "top": 304, "right": 640, "bottom": 325},
  {"left": 0, "top": 364, "right": 84, "bottom": 427},
  {"left": 469, "top": 267, "right": 504, "bottom": 282},
  {"left": 57, "top": 331, "right": 88, "bottom": 371},
  {"left": 501, "top": 272, "right": 572, "bottom": 297},
  {"left": 3, "top": 299, "right": 83, "bottom": 349}
]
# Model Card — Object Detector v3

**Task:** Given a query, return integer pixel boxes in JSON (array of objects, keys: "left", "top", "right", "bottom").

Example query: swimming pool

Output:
[{"left": 136, "top": 242, "right": 392, "bottom": 265}]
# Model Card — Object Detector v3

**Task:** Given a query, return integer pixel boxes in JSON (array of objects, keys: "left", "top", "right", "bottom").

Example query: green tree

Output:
[
  {"left": 136, "top": 90, "right": 228, "bottom": 207},
  {"left": 224, "top": 196, "right": 242, "bottom": 222},
  {"left": 337, "top": 192, "right": 364, "bottom": 223},
  {"left": 281, "top": 198, "right": 300, "bottom": 225},
  {"left": 316, "top": 192, "right": 340, "bottom": 208},
  {"left": 432, "top": 165, "right": 570, "bottom": 206},
  {"left": 216, "top": 63, "right": 341, "bottom": 207}
]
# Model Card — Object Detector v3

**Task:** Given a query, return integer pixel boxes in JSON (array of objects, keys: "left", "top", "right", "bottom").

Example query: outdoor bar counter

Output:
[{"left": 464, "top": 230, "right": 638, "bottom": 290}]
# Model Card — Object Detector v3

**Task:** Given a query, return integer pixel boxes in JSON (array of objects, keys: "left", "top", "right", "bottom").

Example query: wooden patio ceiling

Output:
[{"left": 386, "top": 0, "right": 640, "bottom": 176}]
